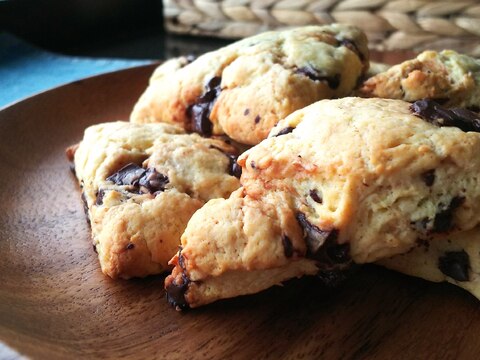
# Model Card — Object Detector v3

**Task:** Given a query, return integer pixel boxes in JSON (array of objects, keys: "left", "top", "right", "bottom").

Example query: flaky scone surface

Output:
[
  {"left": 72, "top": 121, "right": 241, "bottom": 279},
  {"left": 166, "top": 97, "right": 480, "bottom": 308},
  {"left": 360, "top": 50, "right": 480, "bottom": 109},
  {"left": 131, "top": 24, "right": 368, "bottom": 145}
]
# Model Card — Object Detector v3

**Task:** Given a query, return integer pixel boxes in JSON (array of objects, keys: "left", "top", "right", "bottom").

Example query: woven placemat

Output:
[{"left": 164, "top": 0, "right": 480, "bottom": 56}]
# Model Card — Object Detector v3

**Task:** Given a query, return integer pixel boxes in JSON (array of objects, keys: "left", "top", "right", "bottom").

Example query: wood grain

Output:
[{"left": 0, "top": 54, "right": 479, "bottom": 360}]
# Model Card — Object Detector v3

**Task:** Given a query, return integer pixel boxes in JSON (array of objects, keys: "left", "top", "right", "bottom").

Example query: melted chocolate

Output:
[
  {"left": 338, "top": 38, "right": 365, "bottom": 61},
  {"left": 433, "top": 196, "right": 465, "bottom": 233},
  {"left": 229, "top": 157, "right": 242, "bottom": 179},
  {"left": 296, "top": 212, "right": 350, "bottom": 265},
  {"left": 138, "top": 168, "right": 169, "bottom": 193},
  {"left": 421, "top": 169, "right": 435, "bottom": 187},
  {"left": 209, "top": 145, "right": 242, "bottom": 179},
  {"left": 410, "top": 99, "right": 480, "bottom": 133},
  {"left": 295, "top": 66, "right": 341, "bottom": 89},
  {"left": 106, "top": 163, "right": 145, "bottom": 186},
  {"left": 95, "top": 189, "right": 106, "bottom": 206},
  {"left": 165, "top": 248, "right": 190, "bottom": 310},
  {"left": 413, "top": 196, "right": 465, "bottom": 234},
  {"left": 309, "top": 189, "right": 323, "bottom": 204},
  {"left": 106, "top": 163, "right": 169, "bottom": 194},
  {"left": 325, "top": 243, "right": 350, "bottom": 264},
  {"left": 282, "top": 235, "right": 294, "bottom": 258},
  {"left": 438, "top": 250, "right": 470, "bottom": 282},
  {"left": 275, "top": 127, "right": 294, "bottom": 137},
  {"left": 187, "top": 76, "right": 222, "bottom": 136},
  {"left": 254, "top": 115, "right": 261, "bottom": 124}
]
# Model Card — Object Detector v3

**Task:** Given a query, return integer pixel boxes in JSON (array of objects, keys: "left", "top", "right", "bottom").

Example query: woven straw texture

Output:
[{"left": 163, "top": 0, "right": 480, "bottom": 56}]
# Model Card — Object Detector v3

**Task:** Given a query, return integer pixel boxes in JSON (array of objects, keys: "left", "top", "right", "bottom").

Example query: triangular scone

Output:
[
  {"left": 165, "top": 97, "right": 480, "bottom": 309},
  {"left": 130, "top": 24, "right": 368, "bottom": 145},
  {"left": 68, "top": 121, "right": 241, "bottom": 279},
  {"left": 378, "top": 228, "right": 480, "bottom": 298},
  {"left": 359, "top": 50, "right": 480, "bottom": 110}
]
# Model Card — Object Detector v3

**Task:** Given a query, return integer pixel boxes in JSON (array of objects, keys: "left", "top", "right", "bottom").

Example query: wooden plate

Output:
[{"left": 1, "top": 56, "right": 479, "bottom": 360}]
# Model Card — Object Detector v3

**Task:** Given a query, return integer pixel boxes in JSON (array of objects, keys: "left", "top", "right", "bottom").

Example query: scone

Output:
[
  {"left": 378, "top": 227, "right": 480, "bottom": 299},
  {"left": 67, "top": 121, "right": 241, "bottom": 279},
  {"left": 130, "top": 24, "right": 369, "bottom": 145},
  {"left": 165, "top": 97, "right": 480, "bottom": 309},
  {"left": 359, "top": 50, "right": 480, "bottom": 110}
]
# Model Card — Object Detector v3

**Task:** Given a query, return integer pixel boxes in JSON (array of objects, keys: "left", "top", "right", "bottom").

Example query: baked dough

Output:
[
  {"left": 68, "top": 121, "right": 241, "bottom": 279},
  {"left": 165, "top": 97, "right": 480, "bottom": 309},
  {"left": 360, "top": 50, "right": 480, "bottom": 110},
  {"left": 131, "top": 24, "right": 369, "bottom": 145}
]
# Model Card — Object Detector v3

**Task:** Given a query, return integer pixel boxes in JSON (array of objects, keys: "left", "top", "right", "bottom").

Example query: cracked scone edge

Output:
[
  {"left": 165, "top": 97, "right": 480, "bottom": 309},
  {"left": 130, "top": 24, "right": 369, "bottom": 145},
  {"left": 70, "top": 121, "right": 241, "bottom": 279}
]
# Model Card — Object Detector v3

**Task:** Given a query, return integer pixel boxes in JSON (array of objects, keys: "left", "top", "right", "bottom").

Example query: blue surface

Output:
[{"left": 0, "top": 33, "right": 152, "bottom": 108}]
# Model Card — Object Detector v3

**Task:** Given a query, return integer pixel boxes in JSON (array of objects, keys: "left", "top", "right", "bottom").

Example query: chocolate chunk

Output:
[
  {"left": 295, "top": 212, "right": 338, "bottom": 260},
  {"left": 309, "top": 189, "right": 322, "bottom": 204},
  {"left": 295, "top": 66, "right": 341, "bottom": 89},
  {"left": 138, "top": 168, "right": 169, "bottom": 193},
  {"left": 106, "top": 163, "right": 169, "bottom": 195},
  {"left": 229, "top": 156, "right": 242, "bottom": 178},
  {"left": 438, "top": 250, "right": 470, "bottom": 282},
  {"left": 107, "top": 163, "right": 145, "bottom": 186},
  {"left": 254, "top": 115, "right": 261, "bottom": 124},
  {"left": 433, "top": 196, "right": 465, "bottom": 233},
  {"left": 209, "top": 145, "right": 242, "bottom": 178},
  {"left": 95, "top": 189, "right": 106, "bottom": 206},
  {"left": 338, "top": 38, "right": 365, "bottom": 61},
  {"left": 126, "top": 243, "right": 135, "bottom": 250},
  {"left": 275, "top": 127, "right": 294, "bottom": 137},
  {"left": 92, "top": 244, "right": 98, "bottom": 253},
  {"left": 187, "top": 76, "right": 222, "bottom": 136},
  {"left": 413, "top": 196, "right": 465, "bottom": 234},
  {"left": 244, "top": 108, "right": 250, "bottom": 116},
  {"left": 410, "top": 99, "right": 480, "bottom": 133},
  {"left": 166, "top": 248, "right": 190, "bottom": 310},
  {"left": 81, "top": 192, "right": 90, "bottom": 225},
  {"left": 325, "top": 243, "right": 350, "bottom": 264},
  {"left": 421, "top": 169, "right": 435, "bottom": 187},
  {"left": 282, "top": 235, "right": 293, "bottom": 258}
]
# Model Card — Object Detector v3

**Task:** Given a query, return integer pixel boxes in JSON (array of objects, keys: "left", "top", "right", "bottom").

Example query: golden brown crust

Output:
[
  {"left": 131, "top": 25, "right": 369, "bottom": 145},
  {"left": 165, "top": 97, "right": 480, "bottom": 308},
  {"left": 359, "top": 50, "right": 480, "bottom": 109},
  {"left": 72, "top": 121, "right": 241, "bottom": 279}
]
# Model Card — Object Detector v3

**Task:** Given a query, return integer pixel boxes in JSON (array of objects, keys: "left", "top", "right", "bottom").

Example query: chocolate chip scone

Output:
[
  {"left": 165, "top": 97, "right": 480, "bottom": 309},
  {"left": 68, "top": 121, "right": 240, "bottom": 279},
  {"left": 378, "top": 228, "right": 480, "bottom": 299},
  {"left": 130, "top": 24, "right": 369, "bottom": 145},
  {"left": 359, "top": 50, "right": 480, "bottom": 110}
]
